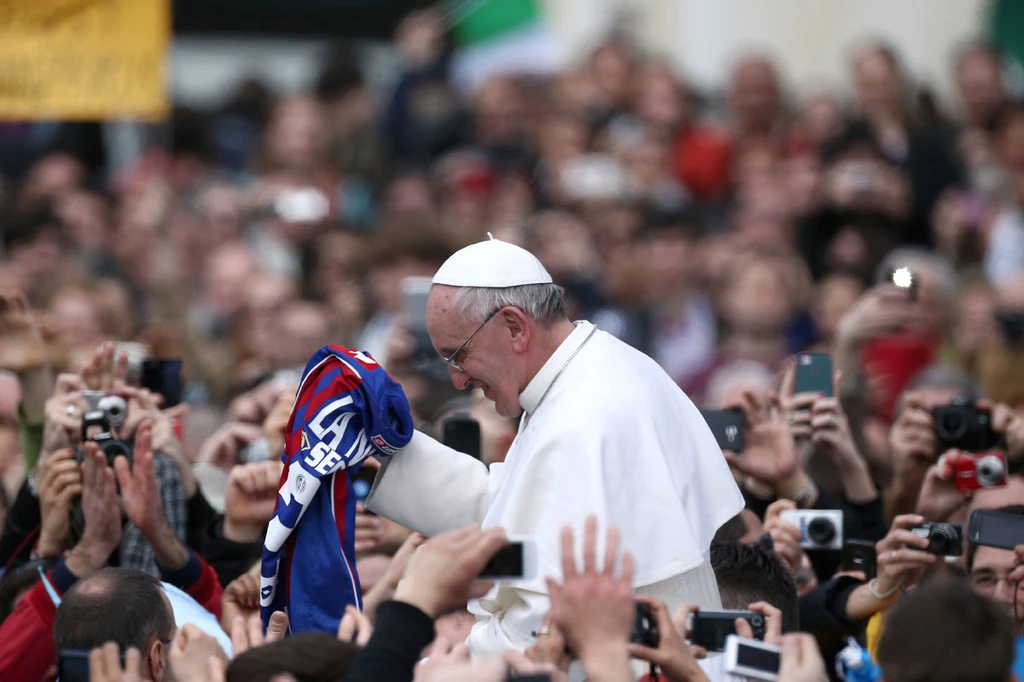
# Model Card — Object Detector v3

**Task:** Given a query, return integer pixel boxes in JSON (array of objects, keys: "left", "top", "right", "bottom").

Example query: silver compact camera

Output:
[
  {"left": 780, "top": 509, "right": 844, "bottom": 550},
  {"left": 82, "top": 391, "right": 128, "bottom": 429}
]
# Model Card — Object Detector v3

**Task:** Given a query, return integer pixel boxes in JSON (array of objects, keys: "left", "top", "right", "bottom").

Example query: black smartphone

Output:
[
  {"left": 701, "top": 409, "right": 745, "bottom": 453},
  {"left": 478, "top": 541, "right": 534, "bottom": 580},
  {"left": 967, "top": 509, "right": 1024, "bottom": 551},
  {"left": 690, "top": 609, "right": 764, "bottom": 653},
  {"left": 794, "top": 353, "right": 833, "bottom": 397},
  {"left": 631, "top": 601, "right": 659, "bottom": 647},
  {"left": 839, "top": 539, "right": 877, "bottom": 579},
  {"left": 443, "top": 415, "right": 482, "bottom": 460},
  {"left": 351, "top": 465, "right": 377, "bottom": 506},
  {"left": 140, "top": 357, "right": 183, "bottom": 408},
  {"left": 59, "top": 649, "right": 101, "bottom": 682}
]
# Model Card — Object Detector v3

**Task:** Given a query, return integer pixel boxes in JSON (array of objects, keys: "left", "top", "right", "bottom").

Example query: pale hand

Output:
[
  {"left": 0, "top": 290, "right": 47, "bottom": 373},
  {"left": 874, "top": 514, "right": 937, "bottom": 595},
  {"left": 223, "top": 460, "right": 284, "bottom": 542}
]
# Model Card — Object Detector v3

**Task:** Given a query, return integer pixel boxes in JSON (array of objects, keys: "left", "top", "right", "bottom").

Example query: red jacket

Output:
[{"left": 0, "top": 551, "right": 223, "bottom": 682}]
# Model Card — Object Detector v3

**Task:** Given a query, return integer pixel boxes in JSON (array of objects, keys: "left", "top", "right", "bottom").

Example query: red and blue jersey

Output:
[{"left": 260, "top": 346, "right": 414, "bottom": 633}]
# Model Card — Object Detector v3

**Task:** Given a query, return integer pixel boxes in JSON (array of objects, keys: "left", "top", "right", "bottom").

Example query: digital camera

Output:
[
  {"left": 932, "top": 396, "right": 998, "bottom": 452},
  {"left": 779, "top": 510, "right": 843, "bottom": 550},
  {"left": 75, "top": 409, "right": 132, "bottom": 467},
  {"left": 910, "top": 522, "right": 964, "bottom": 557},
  {"left": 630, "top": 601, "right": 659, "bottom": 648},
  {"left": 82, "top": 391, "right": 128, "bottom": 429},
  {"left": 949, "top": 451, "right": 1007, "bottom": 492}
]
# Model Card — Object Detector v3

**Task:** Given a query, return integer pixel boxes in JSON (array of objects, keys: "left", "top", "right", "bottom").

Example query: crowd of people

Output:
[{"left": 2, "top": 6, "right": 1024, "bottom": 681}]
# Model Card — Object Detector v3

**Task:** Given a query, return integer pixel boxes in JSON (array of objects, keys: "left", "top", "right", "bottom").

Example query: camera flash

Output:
[{"left": 891, "top": 267, "right": 913, "bottom": 290}]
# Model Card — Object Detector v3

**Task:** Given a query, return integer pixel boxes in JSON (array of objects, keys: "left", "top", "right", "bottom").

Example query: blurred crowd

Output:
[{"left": 3, "top": 5, "right": 1024, "bottom": 682}]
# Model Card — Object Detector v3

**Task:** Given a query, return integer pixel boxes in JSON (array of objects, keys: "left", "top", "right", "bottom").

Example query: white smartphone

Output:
[
  {"left": 401, "top": 277, "right": 433, "bottom": 330},
  {"left": 724, "top": 635, "right": 781, "bottom": 681},
  {"left": 477, "top": 539, "right": 537, "bottom": 582}
]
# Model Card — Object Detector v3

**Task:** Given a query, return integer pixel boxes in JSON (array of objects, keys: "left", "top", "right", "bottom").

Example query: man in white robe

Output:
[{"left": 365, "top": 237, "right": 744, "bottom": 660}]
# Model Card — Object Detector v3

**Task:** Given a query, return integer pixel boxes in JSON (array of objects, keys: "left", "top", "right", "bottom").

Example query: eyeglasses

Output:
[{"left": 442, "top": 308, "right": 501, "bottom": 372}]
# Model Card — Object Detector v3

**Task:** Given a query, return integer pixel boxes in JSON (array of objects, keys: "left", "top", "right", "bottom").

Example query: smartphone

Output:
[
  {"left": 59, "top": 648, "right": 103, "bottom": 682},
  {"left": 724, "top": 635, "right": 781, "bottom": 682},
  {"left": 478, "top": 540, "right": 537, "bottom": 581},
  {"left": 794, "top": 353, "right": 833, "bottom": 397},
  {"left": 401, "top": 277, "right": 450, "bottom": 383},
  {"left": 689, "top": 609, "right": 763, "bottom": 653},
  {"left": 443, "top": 415, "right": 482, "bottom": 460},
  {"left": 351, "top": 465, "right": 377, "bottom": 506},
  {"left": 839, "top": 539, "right": 878, "bottom": 579},
  {"left": 141, "top": 357, "right": 183, "bottom": 408},
  {"left": 701, "top": 409, "right": 745, "bottom": 453},
  {"left": 401, "top": 277, "right": 433, "bottom": 331},
  {"left": 967, "top": 509, "right": 1024, "bottom": 551}
]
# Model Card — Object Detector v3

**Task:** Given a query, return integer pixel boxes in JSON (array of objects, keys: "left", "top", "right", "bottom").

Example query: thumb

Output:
[{"left": 267, "top": 611, "right": 289, "bottom": 643}]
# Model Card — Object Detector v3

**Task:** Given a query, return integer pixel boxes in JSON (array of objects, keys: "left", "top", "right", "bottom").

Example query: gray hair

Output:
[
  {"left": 906, "top": 364, "right": 985, "bottom": 400},
  {"left": 876, "top": 248, "right": 958, "bottom": 308},
  {"left": 448, "top": 283, "right": 567, "bottom": 326}
]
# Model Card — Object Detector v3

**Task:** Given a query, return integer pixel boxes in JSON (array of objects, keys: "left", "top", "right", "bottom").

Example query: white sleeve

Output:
[{"left": 364, "top": 430, "right": 491, "bottom": 536}]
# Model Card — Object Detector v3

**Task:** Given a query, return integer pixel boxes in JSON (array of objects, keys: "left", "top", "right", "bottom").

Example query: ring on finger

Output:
[
  {"left": 891, "top": 549, "right": 898, "bottom": 560},
  {"left": 66, "top": 405, "right": 76, "bottom": 417}
]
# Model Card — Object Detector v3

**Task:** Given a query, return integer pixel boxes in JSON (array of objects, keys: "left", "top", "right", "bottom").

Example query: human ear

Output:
[{"left": 503, "top": 308, "right": 530, "bottom": 352}]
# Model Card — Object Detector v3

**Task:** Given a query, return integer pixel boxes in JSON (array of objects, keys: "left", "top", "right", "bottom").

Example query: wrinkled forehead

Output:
[{"left": 426, "top": 286, "right": 472, "bottom": 353}]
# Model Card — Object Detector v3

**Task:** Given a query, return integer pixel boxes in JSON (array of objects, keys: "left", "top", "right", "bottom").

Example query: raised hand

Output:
[
  {"left": 223, "top": 460, "right": 284, "bottom": 542},
  {"left": 221, "top": 570, "right": 260, "bottom": 632},
  {"left": 65, "top": 443, "right": 123, "bottom": 579},
  {"left": 231, "top": 611, "right": 289, "bottom": 657},
  {"left": 723, "top": 391, "right": 800, "bottom": 486},
  {"left": 337, "top": 604, "right": 374, "bottom": 645},
  {"left": 36, "top": 448, "right": 83, "bottom": 557},
  {"left": 915, "top": 453, "right": 972, "bottom": 522},
  {"left": 394, "top": 524, "right": 507, "bottom": 619},
  {"left": 80, "top": 341, "right": 130, "bottom": 393},
  {"left": 763, "top": 500, "right": 804, "bottom": 575},
  {"left": 168, "top": 624, "right": 229, "bottom": 682},
  {"left": 89, "top": 643, "right": 141, "bottom": 682},
  {"left": 874, "top": 514, "right": 937, "bottom": 596},
  {"left": 889, "top": 392, "right": 939, "bottom": 471},
  {"left": 778, "top": 633, "right": 829, "bottom": 682},
  {"left": 0, "top": 290, "right": 47, "bottom": 373},
  {"left": 545, "top": 516, "right": 634, "bottom": 679},
  {"left": 196, "top": 422, "right": 265, "bottom": 471}
]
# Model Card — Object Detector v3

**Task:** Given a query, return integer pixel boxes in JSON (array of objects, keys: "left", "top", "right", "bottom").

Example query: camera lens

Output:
[
  {"left": 749, "top": 614, "right": 764, "bottom": 627},
  {"left": 929, "top": 526, "right": 955, "bottom": 554},
  {"left": 807, "top": 518, "right": 837, "bottom": 545},
  {"left": 976, "top": 456, "right": 1005, "bottom": 486},
  {"left": 97, "top": 395, "right": 127, "bottom": 428},
  {"left": 938, "top": 412, "right": 967, "bottom": 442}
]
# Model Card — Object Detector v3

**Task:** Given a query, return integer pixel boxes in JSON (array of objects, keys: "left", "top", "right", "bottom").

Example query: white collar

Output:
[{"left": 519, "top": 321, "right": 596, "bottom": 416}]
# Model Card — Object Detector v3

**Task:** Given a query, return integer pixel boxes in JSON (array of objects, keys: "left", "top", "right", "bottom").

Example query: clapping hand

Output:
[{"left": 65, "top": 442, "right": 123, "bottom": 579}]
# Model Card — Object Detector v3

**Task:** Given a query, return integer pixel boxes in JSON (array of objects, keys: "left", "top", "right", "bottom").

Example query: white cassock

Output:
[{"left": 366, "top": 320, "right": 744, "bottom": 661}]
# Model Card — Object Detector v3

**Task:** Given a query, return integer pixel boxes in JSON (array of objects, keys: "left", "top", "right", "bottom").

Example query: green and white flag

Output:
[{"left": 450, "top": 0, "right": 565, "bottom": 92}]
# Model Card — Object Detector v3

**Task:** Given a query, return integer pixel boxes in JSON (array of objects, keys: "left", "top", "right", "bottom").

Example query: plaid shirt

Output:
[{"left": 120, "top": 451, "right": 187, "bottom": 575}]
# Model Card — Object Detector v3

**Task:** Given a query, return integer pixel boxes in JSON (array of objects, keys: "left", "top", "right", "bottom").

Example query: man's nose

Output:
[
  {"left": 994, "top": 579, "right": 1013, "bottom": 604},
  {"left": 448, "top": 366, "right": 470, "bottom": 390}
]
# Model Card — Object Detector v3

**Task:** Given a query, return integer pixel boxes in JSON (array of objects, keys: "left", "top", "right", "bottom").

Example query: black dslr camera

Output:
[
  {"left": 74, "top": 394, "right": 131, "bottom": 467},
  {"left": 932, "top": 396, "right": 999, "bottom": 452},
  {"left": 630, "top": 601, "right": 659, "bottom": 648}
]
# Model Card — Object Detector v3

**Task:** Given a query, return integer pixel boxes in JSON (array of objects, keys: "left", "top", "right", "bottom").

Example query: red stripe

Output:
[{"left": 332, "top": 470, "right": 350, "bottom": 546}]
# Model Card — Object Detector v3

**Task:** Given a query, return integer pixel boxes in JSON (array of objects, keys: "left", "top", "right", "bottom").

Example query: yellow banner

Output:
[{"left": 0, "top": 0, "right": 170, "bottom": 121}]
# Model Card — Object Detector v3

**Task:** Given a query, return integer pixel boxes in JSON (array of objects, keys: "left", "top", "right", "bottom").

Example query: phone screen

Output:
[
  {"left": 794, "top": 353, "right": 833, "bottom": 397},
  {"left": 479, "top": 543, "right": 524, "bottom": 579},
  {"left": 736, "top": 642, "right": 781, "bottom": 674},
  {"left": 969, "top": 510, "right": 1024, "bottom": 551},
  {"left": 141, "top": 357, "right": 183, "bottom": 408},
  {"left": 443, "top": 416, "right": 482, "bottom": 460}
]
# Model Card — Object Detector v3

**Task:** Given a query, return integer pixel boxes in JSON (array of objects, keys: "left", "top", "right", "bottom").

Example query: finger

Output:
[
  {"left": 102, "top": 641, "right": 120, "bottom": 678},
  {"left": 354, "top": 611, "right": 373, "bottom": 646},
  {"left": 734, "top": 617, "right": 754, "bottom": 639},
  {"left": 603, "top": 526, "right": 620, "bottom": 576},
  {"left": 208, "top": 655, "right": 227, "bottom": 682},
  {"left": 765, "top": 498, "right": 797, "bottom": 521},
  {"left": 266, "top": 611, "right": 289, "bottom": 643},
  {"left": 780, "top": 359, "right": 796, "bottom": 397},
  {"left": 887, "top": 529, "right": 932, "bottom": 550},
  {"left": 891, "top": 514, "right": 926, "bottom": 530},
  {"left": 123, "top": 646, "right": 141, "bottom": 677},
  {"left": 582, "top": 516, "right": 597, "bottom": 575},
  {"left": 113, "top": 349, "right": 129, "bottom": 385},
  {"left": 230, "top": 615, "right": 249, "bottom": 655},
  {"left": 247, "top": 612, "right": 265, "bottom": 648},
  {"left": 113, "top": 455, "right": 133, "bottom": 492},
  {"left": 337, "top": 610, "right": 357, "bottom": 642},
  {"left": 135, "top": 420, "right": 153, "bottom": 460},
  {"left": 749, "top": 602, "right": 783, "bottom": 642},
  {"left": 560, "top": 525, "right": 576, "bottom": 579},
  {"left": 89, "top": 646, "right": 108, "bottom": 681},
  {"left": 625, "top": 643, "right": 661, "bottom": 663},
  {"left": 620, "top": 549, "right": 635, "bottom": 586}
]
